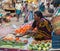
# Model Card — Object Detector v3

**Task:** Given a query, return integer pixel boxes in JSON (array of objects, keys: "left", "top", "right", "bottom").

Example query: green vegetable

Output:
[
  {"left": 0, "top": 45, "right": 13, "bottom": 48},
  {"left": 36, "top": 44, "right": 39, "bottom": 48},
  {"left": 14, "top": 46, "right": 20, "bottom": 48},
  {"left": 33, "top": 45, "right": 38, "bottom": 50},
  {"left": 43, "top": 47, "right": 47, "bottom": 51},
  {"left": 29, "top": 44, "right": 33, "bottom": 47},
  {"left": 38, "top": 47, "right": 41, "bottom": 51},
  {"left": 28, "top": 47, "right": 33, "bottom": 50},
  {"left": 6, "top": 41, "right": 13, "bottom": 45},
  {"left": 0, "top": 40, "right": 7, "bottom": 45}
]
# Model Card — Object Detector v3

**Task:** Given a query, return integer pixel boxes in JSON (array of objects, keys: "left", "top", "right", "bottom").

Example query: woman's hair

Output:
[{"left": 34, "top": 11, "right": 44, "bottom": 18}]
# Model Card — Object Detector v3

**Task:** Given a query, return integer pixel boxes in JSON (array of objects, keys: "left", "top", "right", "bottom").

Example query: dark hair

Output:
[{"left": 34, "top": 11, "right": 44, "bottom": 18}]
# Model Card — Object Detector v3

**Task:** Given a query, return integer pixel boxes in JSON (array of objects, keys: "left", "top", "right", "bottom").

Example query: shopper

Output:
[
  {"left": 23, "top": 1, "right": 28, "bottom": 13},
  {"left": 26, "top": 11, "right": 52, "bottom": 40},
  {"left": 47, "top": 2, "right": 50, "bottom": 9},
  {"left": 39, "top": 2, "right": 45, "bottom": 12},
  {"left": 28, "top": 2, "right": 34, "bottom": 21},
  {"left": 24, "top": 10, "right": 29, "bottom": 23},
  {"left": 15, "top": 1, "right": 22, "bottom": 21},
  {"left": 48, "top": 4, "right": 54, "bottom": 14}
]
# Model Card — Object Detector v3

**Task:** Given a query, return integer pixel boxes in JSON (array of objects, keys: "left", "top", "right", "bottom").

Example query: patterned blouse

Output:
[{"left": 32, "top": 18, "right": 52, "bottom": 40}]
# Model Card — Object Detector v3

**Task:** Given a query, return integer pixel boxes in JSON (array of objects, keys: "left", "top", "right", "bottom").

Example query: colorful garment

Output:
[
  {"left": 32, "top": 18, "right": 52, "bottom": 40},
  {"left": 15, "top": 3, "right": 22, "bottom": 15},
  {"left": 39, "top": 3, "right": 45, "bottom": 12},
  {"left": 28, "top": 11, "right": 33, "bottom": 21},
  {"left": 16, "top": 10, "right": 21, "bottom": 15}
]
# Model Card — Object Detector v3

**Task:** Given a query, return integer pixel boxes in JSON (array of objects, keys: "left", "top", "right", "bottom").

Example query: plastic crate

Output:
[{"left": 52, "top": 32, "right": 60, "bottom": 48}]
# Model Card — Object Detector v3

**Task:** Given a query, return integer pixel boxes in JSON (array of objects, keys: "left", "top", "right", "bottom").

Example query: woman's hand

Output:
[{"left": 24, "top": 30, "right": 37, "bottom": 37}]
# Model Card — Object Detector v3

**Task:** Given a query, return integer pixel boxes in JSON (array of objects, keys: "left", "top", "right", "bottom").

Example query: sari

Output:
[{"left": 32, "top": 18, "right": 52, "bottom": 40}]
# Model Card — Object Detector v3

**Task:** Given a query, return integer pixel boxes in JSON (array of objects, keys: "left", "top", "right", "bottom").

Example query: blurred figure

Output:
[
  {"left": 12, "top": 0, "right": 16, "bottom": 7},
  {"left": 24, "top": 10, "right": 29, "bottom": 23},
  {"left": 48, "top": 4, "right": 54, "bottom": 14},
  {"left": 28, "top": 2, "right": 34, "bottom": 21},
  {"left": 47, "top": 2, "right": 50, "bottom": 9},
  {"left": 39, "top": 2, "right": 45, "bottom": 12},
  {"left": 15, "top": 1, "right": 22, "bottom": 21},
  {"left": 23, "top": 1, "right": 28, "bottom": 13}
]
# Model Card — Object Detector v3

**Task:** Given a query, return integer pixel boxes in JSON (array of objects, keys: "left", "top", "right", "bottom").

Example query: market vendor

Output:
[{"left": 26, "top": 11, "right": 52, "bottom": 40}]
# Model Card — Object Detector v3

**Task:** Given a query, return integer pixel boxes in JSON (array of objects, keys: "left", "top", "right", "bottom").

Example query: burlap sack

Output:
[{"left": 52, "top": 15, "right": 60, "bottom": 35}]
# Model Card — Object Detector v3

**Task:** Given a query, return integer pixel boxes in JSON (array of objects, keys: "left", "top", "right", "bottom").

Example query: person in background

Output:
[
  {"left": 47, "top": 2, "right": 50, "bottom": 9},
  {"left": 12, "top": 0, "right": 16, "bottom": 7},
  {"left": 23, "top": 1, "right": 28, "bottom": 18},
  {"left": 24, "top": 10, "right": 29, "bottom": 23},
  {"left": 28, "top": 2, "right": 34, "bottom": 21},
  {"left": 26, "top": 11, "right": 52, "bottom": 40},
  {"left": 24, "top": 1, "right": 28, "bottom": 13},
  {"left": 15, "top": 1, "right": 22, "bottom": 21},
  {"left": 48, "top": 4, "right": 54, "bottom": 14},
  {"left": 39, "top": 2, "right": 45, "bottom": 12}
]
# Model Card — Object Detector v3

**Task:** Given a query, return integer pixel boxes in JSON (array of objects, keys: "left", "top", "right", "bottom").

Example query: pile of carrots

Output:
[
  {"left": 15, "top": 25, "right": 31, "bottom": 34},
  {"left": 15, "top": 24, "right": 37, "bottom": 34}
]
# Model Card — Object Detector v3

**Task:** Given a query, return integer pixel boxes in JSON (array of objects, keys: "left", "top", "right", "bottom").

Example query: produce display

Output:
[
  {"left": 28, "top": 40, "right": 52, "bottom": 51},
  {"left": 0, "top": 34, "right": 28, "bottom": 49},
  {"left": 0, "top": 40, "right": 24, "bottom": 49},
  {"left": 15, "top": 24, "right": 37, "bottom": 34},
  {"left": 0, "top": 38, "right": 52, "bottom": 50},
  {"left": 15, "top": 24, "right": 31, "bottom": 34},
  {"left": 0, "top": 33, "right": 52, "bottom": 51},
  {"left": 0, "top": 20, "right": 52, "bottom": 51},
  {"left": 2, "top": 34, "right": 28, "bottom": 44}
]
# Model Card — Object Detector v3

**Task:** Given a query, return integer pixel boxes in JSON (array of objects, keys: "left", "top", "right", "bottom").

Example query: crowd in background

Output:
[
  {"left": 14, "top": 1, "right": 55, "bottom": 23},
  {"left": 0, "top": 0, "right": 56, "bottom": 24}
]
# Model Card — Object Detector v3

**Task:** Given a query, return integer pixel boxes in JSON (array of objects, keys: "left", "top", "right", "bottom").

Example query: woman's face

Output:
[{"left": 34, "top": 14, "right": 40, "bottom": 21}]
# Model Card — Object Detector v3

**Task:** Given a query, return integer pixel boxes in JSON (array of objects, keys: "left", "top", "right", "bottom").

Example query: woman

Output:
[
  {"left": 27, "top": 11, "right": 52, "bottom": 40},
  {"left": 15, "top": 1, "right": 22, "bottom": 21}
]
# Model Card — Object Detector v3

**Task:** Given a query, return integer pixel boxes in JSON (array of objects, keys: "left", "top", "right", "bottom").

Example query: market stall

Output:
[
  {"left": 2, "top": 0, "right": 16, "bottom": 13},
  {"left": 0, "top": 0, "right": 57, "bottom": 51},
  {"left": 0, "top": 8, "right": 13, "bottom": 23},
  {"left": 0, "top": 20, "right": 52, "bottom": 51},
  {"left": 5, "top": 8, "right": 15, "bottom": 13}
]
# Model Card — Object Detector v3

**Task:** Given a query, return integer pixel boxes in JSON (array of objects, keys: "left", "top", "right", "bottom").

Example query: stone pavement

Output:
[
  {"left": 2, "top": 17, "right": 24, "bottom": 27},
  {"left": 0, "top": 17, "right": 25, "bottom": 38}
]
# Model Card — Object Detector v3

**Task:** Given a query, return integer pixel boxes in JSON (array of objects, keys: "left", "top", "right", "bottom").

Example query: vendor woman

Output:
[{"left": 27, "top": 11, "right": 52, "bottom": 40}]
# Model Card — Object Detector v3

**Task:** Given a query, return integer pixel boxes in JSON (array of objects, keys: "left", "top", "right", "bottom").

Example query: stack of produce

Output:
[
  {"left": 2, "top": 34, "right": 28, "bottom": 44},
  {"left": 0, "top": 33, "right": 52, "bottom": 50},
  {"left": 15, "top": 24, "right": 31, "bottom": 34},
  {"left": 15, "top": 24, "right": 37, "bottom": 34},
  {"left": 28, "top": 40, "right": 52, "bottom": 51},
  {"left": 0, "top": 34, "right": 28, "bottom": 49}
]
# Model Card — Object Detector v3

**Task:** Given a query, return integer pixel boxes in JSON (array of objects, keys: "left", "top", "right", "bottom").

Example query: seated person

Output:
[{"left": 26, "top": 11, "right": 53, "bottom": 40}]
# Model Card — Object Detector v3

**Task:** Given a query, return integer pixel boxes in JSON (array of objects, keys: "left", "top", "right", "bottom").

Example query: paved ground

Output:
[
  {"left": 0, "top": 17, "right": 25, "bottom": 37},
  {"left": 10, "top": 17, "right": 24, "bottom": 26},
  {"left": 2, "top": 17, "right": 24, "bottom": 27}
]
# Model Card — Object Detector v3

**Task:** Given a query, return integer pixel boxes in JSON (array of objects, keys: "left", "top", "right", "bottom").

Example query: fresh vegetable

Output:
[
  {"left": 28, "top": 40, "right": 52, "bottom": 50},
  {"left": 0, "top": 45, "right": 13, "bottom": 48},
  {"left": 15, "top": 24, "right": 37, "bottom": 34},
  {"left": 15, "top": 25, "right": 31, "bottom": 34}
]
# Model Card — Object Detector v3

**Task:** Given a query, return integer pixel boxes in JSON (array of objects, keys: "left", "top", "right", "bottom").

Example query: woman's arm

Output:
[{"left": 25, "top": 21, "right": 37, "bottom": 34}]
